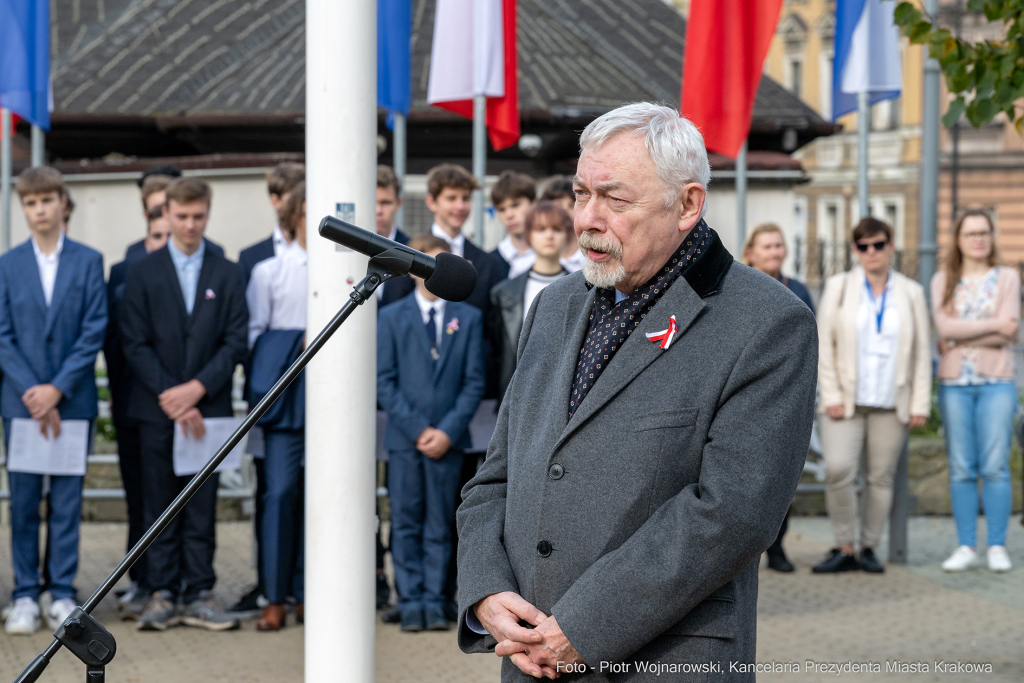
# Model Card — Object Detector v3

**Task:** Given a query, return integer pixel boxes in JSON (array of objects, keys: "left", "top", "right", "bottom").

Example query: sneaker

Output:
[
  {"left": 987, "top": 545, "right": 1012, "bottom": 573},
  {"left": 117, "top": 584, "right": 142, "bottom": 609},
  {"left": 45, "top": 598, "right": 78, "bottom": 631},
  {"left": 137, "top": 591, "right": 180, "bottom": 631},
  {"left": 227, "top": 584, "right": 265, "bottom": 619},
  {"left": 181, "top": 591, "right": 241, "bottom": 631},
  {"left": 858, "top": 548, "right": 885, "bottom": 574},
  {"left": 120, "top": 591, "right": 148, "bottom": 621},
  {"left": 942, "top": 546, "right": 978, "bottom": 572},
  {"left": 4, "top": 597, "right": 40, "bottom": 635}
]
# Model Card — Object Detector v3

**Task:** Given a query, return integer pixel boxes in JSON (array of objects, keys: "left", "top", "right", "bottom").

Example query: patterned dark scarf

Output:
[{"left": 568, "top": 220, "right": 711, "bottom": 419}]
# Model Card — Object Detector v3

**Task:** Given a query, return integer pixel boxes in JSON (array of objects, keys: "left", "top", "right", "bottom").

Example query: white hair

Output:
[{"left": 578, "top": 102, "right": 711, "bottom": 216}]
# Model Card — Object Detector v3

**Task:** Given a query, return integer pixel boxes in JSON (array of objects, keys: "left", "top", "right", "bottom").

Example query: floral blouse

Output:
[{"left": 943, "top": 267, "right": 1003, "bottom": 386}]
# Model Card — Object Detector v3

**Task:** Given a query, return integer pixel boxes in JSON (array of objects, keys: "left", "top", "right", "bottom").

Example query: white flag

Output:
[{"left": 427, "top": 0, "right": 505, "bottom": 103}]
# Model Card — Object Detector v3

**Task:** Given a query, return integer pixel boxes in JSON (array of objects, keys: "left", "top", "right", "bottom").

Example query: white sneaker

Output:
[
  {"left": 46, "top": 598, "right": 78, "bottom": 631},
  {"left": 4, "top": 597, "right": 40, "bottom": 635},
  {"left": 942, "top": 545, "right": 978, "bottom": 572},
  {"left": 987, "top": 545, "right": 1012, "bottom": 573}
]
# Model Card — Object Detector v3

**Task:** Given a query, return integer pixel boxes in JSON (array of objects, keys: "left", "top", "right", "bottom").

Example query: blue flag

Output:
[
  {"left": 378, "top": 0, "right": 411, "bottom": 126},
  {"left": 833, "top": 0, "right": 902, "bottom": 121},
  {"left": 0, "top": 0, "right": 51, "bottom": 129}
]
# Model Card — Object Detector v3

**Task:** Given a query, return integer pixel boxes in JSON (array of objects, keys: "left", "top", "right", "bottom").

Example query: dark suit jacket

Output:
[
  {"left": 120, "top": 245, "right": 248, "bottom": 424},
  {"left": 105, "top": 248, "right": 149, "bottom": 425},
  {"left": 377, "top": 294, "right": 486, "bottom": 452},
  {"left": 457, "top": 229, "right": 818, "bottom": 680},
  {"left": 126, "top": 237, "right": 223, "bottom": 261},
  {"left": 489, "top": 247, "right": 512, "bottom": 280},
  {"left": 488, "top": 271, "right": 529, "bottom": 402},
  {"left": 0, "top": 238, "right": 108, "bottom": 420},
  {"left": 238, "top": 236, "right": 275, "bottom": 292}
]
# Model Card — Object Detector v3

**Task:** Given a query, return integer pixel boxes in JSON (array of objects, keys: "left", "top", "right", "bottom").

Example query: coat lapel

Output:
[
  {"left": 157, "top": 248, "right": 190, "bottom": 326},
  {"left": 550, "top": 287, "right": 598, "bottom": 437},
  {"left": 401, "top": 296, "right": 432, "bottom": 363},
  {"left": 186, "top": 252, "right": 215, "bottom": 331},
  {"left": 16, "top": 242, "right": 47, "bottom": 320},
  {"left": 44, "top": 240, "right": 74, "bottom": 335},
  {"left": 554, "top": 276, "right": 707, "bottom": 451},
  {"left": 434, "top": 303, "right": 459, "bottom": 379},
  {"left": 499, "top": 277, "right": 527, "bottom": 351}
]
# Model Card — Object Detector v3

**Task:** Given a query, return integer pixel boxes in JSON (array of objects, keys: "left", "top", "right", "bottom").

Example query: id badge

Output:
[{"left": 868, "top": 337, "right": 894, "bottom": 357}]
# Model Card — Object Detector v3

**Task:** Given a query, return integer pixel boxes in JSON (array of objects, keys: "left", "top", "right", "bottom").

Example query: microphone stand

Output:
[{"left": 13, "top": 249, "right": 414, "bottom": 683}]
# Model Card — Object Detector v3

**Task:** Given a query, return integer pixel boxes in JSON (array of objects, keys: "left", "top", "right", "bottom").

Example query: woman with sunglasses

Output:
[
  {"left": 932, "top": 210, "right": 1018, "bottom": 573},
  {"left": 816, "top": 217, "right": 931, "bottom": 573}
]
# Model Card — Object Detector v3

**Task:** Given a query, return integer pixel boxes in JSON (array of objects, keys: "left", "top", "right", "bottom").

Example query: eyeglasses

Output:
[{"left": 855, "top": 240, "right": 889, "bottom": 253}]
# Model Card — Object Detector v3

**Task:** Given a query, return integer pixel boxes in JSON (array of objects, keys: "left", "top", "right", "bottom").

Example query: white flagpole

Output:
[
  {"left": 857, "top": 90, "right": 870, "bottom": 220},
  {"left": 393, "top": 111, "right": 407, "bottom": 229},
  {"left": 1, "top": 108, "right": 11, "bottom": 253},
  {"left": 471, "top": 93, "right": 486, "bottom": 246},
  {"left": 736, "top": 140, "right": 747, "bottom": 248},
  {"left": 305, "top": 0, "right": 377, "bottom": 680},
  {"left": 31, "top": 125, "right": 44, "bottom": 167}
]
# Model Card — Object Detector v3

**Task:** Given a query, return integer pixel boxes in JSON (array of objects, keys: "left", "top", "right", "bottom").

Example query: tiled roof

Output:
[{"left": 51, "top": 0, "right": 831, "bottom": 132}]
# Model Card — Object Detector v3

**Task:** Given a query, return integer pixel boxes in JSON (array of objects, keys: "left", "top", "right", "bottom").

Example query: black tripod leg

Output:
[{"left": 86, "top": 667, "right": 103, "bottom": 682}]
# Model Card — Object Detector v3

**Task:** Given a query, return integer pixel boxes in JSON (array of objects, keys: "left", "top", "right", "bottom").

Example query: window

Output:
[{"left": 788, "top": 58, "right": 803, "bottom": 99}]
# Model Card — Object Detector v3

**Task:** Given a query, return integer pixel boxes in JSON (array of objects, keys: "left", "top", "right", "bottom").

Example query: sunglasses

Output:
[{"left": 855, "top": 240, "right": 889, "bottom": 253}]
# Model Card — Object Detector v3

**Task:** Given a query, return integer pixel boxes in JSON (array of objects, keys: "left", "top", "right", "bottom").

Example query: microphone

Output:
[{"left": 318, "top": 216, "right": 478, "bottom": 302}]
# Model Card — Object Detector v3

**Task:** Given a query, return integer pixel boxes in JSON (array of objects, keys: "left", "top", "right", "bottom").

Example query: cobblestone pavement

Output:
[{"left": 0, "top": 516, "right": 1020, "bottom": 682}]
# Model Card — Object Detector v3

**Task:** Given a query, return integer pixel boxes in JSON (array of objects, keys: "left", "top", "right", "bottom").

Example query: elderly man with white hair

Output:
[{"left": 456, "top": 103, "right": 818, "bottom": 681}]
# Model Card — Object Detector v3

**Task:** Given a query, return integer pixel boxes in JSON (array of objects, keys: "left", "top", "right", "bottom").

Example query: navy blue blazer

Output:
[
  {"left": 105, "top": 246, "right": 150, "bottom": 424},
  {"left": 238, "top": 236, "right": 275, "bottom": 291},
  {"left": 377, "top": 294, "right": 485, "bottom": 452},
  {"left": 0, "top": 237, "right": 107, "bottom": 420}
]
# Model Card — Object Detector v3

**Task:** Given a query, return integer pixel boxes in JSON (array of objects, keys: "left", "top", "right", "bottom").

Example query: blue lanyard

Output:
[{"left": 865, "top": 277, "right": 888, "bottom": 334}]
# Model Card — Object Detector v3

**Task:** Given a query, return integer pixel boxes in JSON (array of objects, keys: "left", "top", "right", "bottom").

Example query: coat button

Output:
[
  {"left": 537, "top": 540, "right": 552, "bottom": 557},
  {"left": 548, "top": 464, "right": 564, "bottom": 480}
]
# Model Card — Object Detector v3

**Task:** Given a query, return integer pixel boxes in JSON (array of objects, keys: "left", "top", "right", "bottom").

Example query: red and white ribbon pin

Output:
[{"left": 646, "top": 315, "right": 678, "bottom": 350}]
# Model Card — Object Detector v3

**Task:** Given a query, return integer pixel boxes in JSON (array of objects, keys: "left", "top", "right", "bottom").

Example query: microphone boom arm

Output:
[{"left": 12, "top": 249, "right": 413, "bottom": 683}]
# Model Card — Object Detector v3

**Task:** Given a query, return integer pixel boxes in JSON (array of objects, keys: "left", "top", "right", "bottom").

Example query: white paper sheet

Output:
[
  {"left": 172, "top": 417, "right": 247, "bottom": 476},
  {"left": 6, "top": 418, "right": 90, "bottom": 476}
]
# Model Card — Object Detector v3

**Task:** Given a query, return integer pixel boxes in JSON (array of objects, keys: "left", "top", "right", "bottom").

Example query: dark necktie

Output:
[
  {"left": 568, "top": 221, "right": 711, "bottom": 419},
  {"left": 426, "top": 306, "right": 438, "bottom": 361}
]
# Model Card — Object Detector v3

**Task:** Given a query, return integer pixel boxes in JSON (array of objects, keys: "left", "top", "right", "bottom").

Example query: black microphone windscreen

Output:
[{"left": 425, "top": 253, "right": 478, "bottom": 302}]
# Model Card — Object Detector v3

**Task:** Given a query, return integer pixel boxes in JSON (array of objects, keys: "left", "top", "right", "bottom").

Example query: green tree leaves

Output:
[{"left": 894, "top": 1, "right": 1023, "bottom": 129}]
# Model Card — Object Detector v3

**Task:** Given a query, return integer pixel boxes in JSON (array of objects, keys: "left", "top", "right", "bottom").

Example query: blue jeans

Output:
[
  {"left": 388, "top": 449, "right": 462, "bottom": 615},
  {"left": 260, "top": 428, "right": 304, "bottom": 603},
  {"left": 938, "top": 382, "right": 1017, "bottom": 548}
]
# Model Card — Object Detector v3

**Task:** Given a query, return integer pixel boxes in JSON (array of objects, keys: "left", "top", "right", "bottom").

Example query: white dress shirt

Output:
[
  {"left": 414, "top": 288, "right": 445, "bottom": 350},
  {"left": 560, "top": 247, "right": 585, "bottom": 273},
  {"left": 246, "top": 242, "right": 308, "bottom": 348},
  {"left": 855, "top": 273, "right": 900, "bottom": 409},
  {"left": 32, "top": 232, "right": 64, "bottom": 306},
  {"left": 271, "top": 224, "right": 289, "bottom": 256},
  {"left": 431, "top": 223, "right": 465, "bottom": 258},
  {"left": 496, "top": 235, "right": 535, "bottom": 278}
]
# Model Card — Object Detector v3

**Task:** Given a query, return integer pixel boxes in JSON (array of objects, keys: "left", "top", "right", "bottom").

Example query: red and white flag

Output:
[
  {"left": 427, "top": 0, "right": 519, "bottom": 150},
  {"left": 681, "top": 0, "right": 784, "bottom": 158}
]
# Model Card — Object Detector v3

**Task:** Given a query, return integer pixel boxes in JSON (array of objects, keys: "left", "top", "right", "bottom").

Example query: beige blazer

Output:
[{"left": 817, "top": 267, "right": 932, "bottom": 424}]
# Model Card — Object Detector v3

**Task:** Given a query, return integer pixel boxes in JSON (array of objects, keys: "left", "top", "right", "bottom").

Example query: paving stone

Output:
[{"left": 0, "top": 517, "right": 1020, "bottom": 682}]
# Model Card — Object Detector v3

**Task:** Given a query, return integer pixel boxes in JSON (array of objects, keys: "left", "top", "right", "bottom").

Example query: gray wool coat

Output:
[{"left": 456, "top": 229, "right": 818, "bottom": 682}]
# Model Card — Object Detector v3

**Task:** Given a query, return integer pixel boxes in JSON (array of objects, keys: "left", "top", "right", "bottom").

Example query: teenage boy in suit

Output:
[
  {"left": 230, "top": 161, "right": 304, "bottom": 617},
  {"left": 104, "top": 194, "right": 173, "bottom": 619},
  {"left": 121, "top": 177, "right": 248, "bottom": 632},
  {"left": 0, "top": 167, "right": 107, "bottom": 635},
  {"left": 489, "top": 170, "right": 536, "bottom": 280},
  {"left": 377, "top": 235, "right": 486, "bottom": 633}
]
